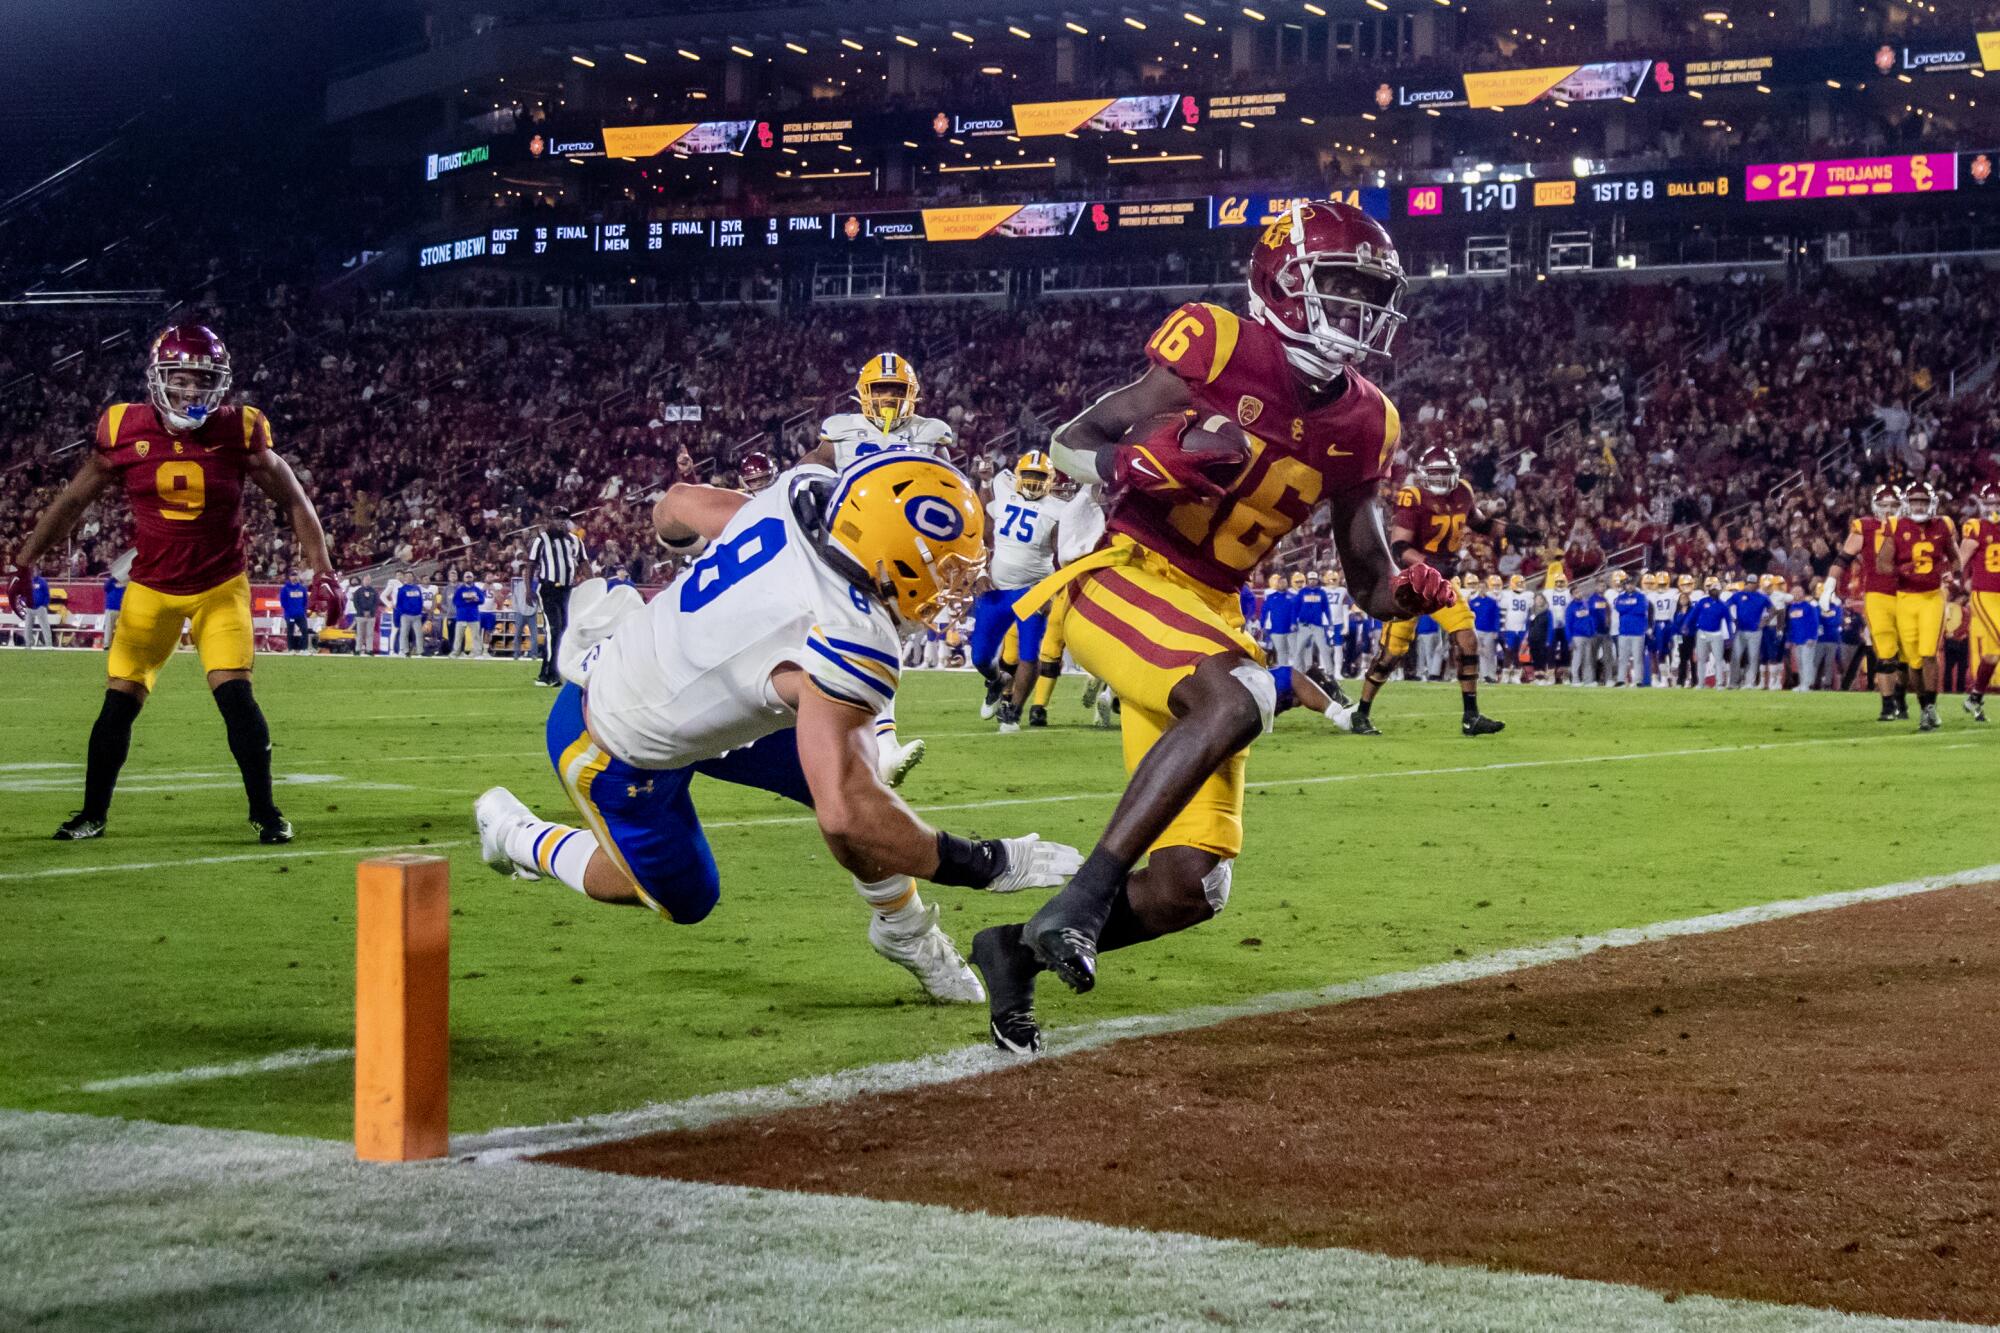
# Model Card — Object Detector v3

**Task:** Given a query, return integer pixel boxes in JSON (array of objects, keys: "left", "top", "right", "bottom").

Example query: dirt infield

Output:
[{"left": 548, "top": 884, "right": 2000, "bottom": 1324}]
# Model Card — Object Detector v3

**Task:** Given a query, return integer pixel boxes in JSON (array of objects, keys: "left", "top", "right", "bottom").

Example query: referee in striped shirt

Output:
[{"left": 528, "top": 515, "right": 590, "bottom": 686}]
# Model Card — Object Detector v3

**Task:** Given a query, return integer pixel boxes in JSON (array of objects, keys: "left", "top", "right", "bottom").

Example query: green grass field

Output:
[{"left": 2, "top": 647, "right": 1993, "bottom": 1142}]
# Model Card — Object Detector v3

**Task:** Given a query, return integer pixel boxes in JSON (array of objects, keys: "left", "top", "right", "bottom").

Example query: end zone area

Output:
[{"left": 544, "top": 879, "right": 2000, "bottom": 1325}]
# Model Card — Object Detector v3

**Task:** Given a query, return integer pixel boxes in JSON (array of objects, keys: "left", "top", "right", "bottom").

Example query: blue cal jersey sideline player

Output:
[
  {"left": 473, "top": 456, "right": 1083, "bottom": 1004},
  {"left": 973, "top": 451, "right": 1062, "bottom": 728},
  {"left": 802, "top": 352, "right": 957, "bottom": 787}
]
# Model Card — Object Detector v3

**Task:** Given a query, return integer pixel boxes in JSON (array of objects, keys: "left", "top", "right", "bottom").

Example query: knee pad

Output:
[
  {"left": 1201, "top": 858, "right": 1234, "bottom": 915},
  {"left": 1230, "top": 662, "right": 1277, "bottom": 734}
]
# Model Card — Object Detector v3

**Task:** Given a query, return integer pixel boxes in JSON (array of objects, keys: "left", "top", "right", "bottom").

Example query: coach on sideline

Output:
[{"left": 529, "top": 513, "right": 589, "bottom": 687}]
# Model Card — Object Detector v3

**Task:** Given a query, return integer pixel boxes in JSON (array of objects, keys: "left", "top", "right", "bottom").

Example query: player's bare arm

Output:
[
  {"left": 788, "top": 673, "right": 1079, "bottom": 887},
  {"left": 1048, "top": 363, "right": 1192, "bottom": 482},
  {"left": 654, "top": 481, "right": 749, "bottom": 547},
  {"left": 11, "top": 451, "right": 117, "bottom": 572},
  {"left": 1876, "top": 527, "right": 1897, "bottom": 577},
  {"left": 798, "top": 439, "right": 835, "bottom": 469},
  {"left": 1332, "top": 482, "right": 1446, "bottom": 621},
  {"left": 244, "top": 449, "right": 334, "bottom": 577}
]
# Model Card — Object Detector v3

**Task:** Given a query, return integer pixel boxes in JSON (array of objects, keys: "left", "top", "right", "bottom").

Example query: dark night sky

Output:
[{"left": 0, "top": 0, "right": 426, "bottom": 186}]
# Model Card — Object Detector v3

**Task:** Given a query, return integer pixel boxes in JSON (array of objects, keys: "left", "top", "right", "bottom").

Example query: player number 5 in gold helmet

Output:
[
  {"left": 1015, "top": 449, "right": 1054, "bottom": 500},
  {"left": 855, "top": 352, "right": 921, "bottom": 433},
  {"left": 822, "top": 453, "right": 987, "bottom": 625}
]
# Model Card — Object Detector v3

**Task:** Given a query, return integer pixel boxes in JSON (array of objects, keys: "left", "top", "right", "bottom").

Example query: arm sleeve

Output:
[{"left": 802, "top": 622, "right": 901, "bottom": 711}]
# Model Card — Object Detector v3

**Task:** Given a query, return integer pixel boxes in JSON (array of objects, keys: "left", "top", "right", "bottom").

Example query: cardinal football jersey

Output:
[
  {"left": 1850, "top": 516, "right": 1900, "bottom": 596},
  {"left": 1392, "top": 477, "right": 1475, "bottom": 577},
  {"left": 819, "top": 412, "right": 955, "bottom": 471},
  {"left": 1963, "top": 516, "right": 2000, "bottom": 593},
  {"left": 1888, "top": 516, "right": 1956, "bottom": 594},
  {"left": 94, "top": 401, "right": 268, "bottom": 595},
  {"left": 1111, "top": 301, "right": 1398, "bottom": 592},
  {"left": 583, "top": 467, "right": 904, "bottom": 770}
]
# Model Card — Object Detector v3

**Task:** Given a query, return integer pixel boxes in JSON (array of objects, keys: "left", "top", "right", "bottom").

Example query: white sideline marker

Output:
[
  {"left": 82, "top": 1045, "right": 352, "bottom": 1093},
  {"left": 457, "top": 861, "right": 2000, "bottom": 1163},
  {"left": 0, "top": 839, "right": 468, "bottom": 882}
]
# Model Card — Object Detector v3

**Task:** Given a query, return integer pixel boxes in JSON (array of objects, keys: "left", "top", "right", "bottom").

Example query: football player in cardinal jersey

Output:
[
  {"left": 1840, "top": 483, "right": 1910, "bottom": 721},
  {"left": 475, "top": 454, "right": 1082, "bottom": 1003},
  {"left": 7, "top": 325, "right": 341, "bottom": 843},
  {"left": 1877, "top": 480, "right": 1961, "bottom": 731},
  {"left": 801, "top": 355, "right": 956, "bottom": 786},
  {"left": 966, "top": 200, "right": 1455, "bottom": 1051},
  {"left": 1959, "top": 482, "right": 2000, "bottom": 722},
  {"left": 1350, "top": 445, "right": 1508, "bottom": 736}
]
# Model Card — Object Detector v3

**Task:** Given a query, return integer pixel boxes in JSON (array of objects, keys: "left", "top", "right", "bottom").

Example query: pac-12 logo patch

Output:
[
  {"left": 904, "top": 495, "right": 965, "bottom": 541},
  {"left": 134, "top": 440, "right": 149, "bottom": 458},
  {"left": 1237, "top": 395, "right": 1263, "bottom": 428}
]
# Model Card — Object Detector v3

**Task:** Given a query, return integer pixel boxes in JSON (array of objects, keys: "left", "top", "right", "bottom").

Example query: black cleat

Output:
[
  {"left": 1964, "top": 696, "right": 1987, "bottom": 723},
  {"left": 1462, "top": 713, "right": 1506, "bottom": 737},
  {"left": 970, "top": 925, "right": 1044, "bottom": 1054},
  {"left": 980, "top": 675, "right": 1006, "bottom": 719},
  {"left": 1917, "top": 705, "right": 1940, "bottom": 733},
  {"left": 251, "top": 812, "right": 294, "bottom": 844},
  {"left": 1027, "top": 704, "right": 1048, "bottom": 728},
  {"left": 1312, "top": 669, "right": 1354, "bottom": 709},
  {"left": 1876, "top": 708, "right": 1899, "bottom": 722},
  {"left": 1894, "top": 705, "right": 1910, "bottom": 721},
  {"left": 1021, "top": 900, "right": 1100, "bottom": 995},
  {"left": 1350, "top": 714, "right": 1381, "bottom": 736},
  {"left": 53, "top": 812, "right": 105, "bottom": 841},
  {"left": 996, "top": 701, "right": 1021, "bottom": 733}
]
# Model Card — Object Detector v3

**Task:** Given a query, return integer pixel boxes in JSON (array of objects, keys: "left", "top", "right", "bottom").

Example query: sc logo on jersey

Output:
[{"left": 904, "top": 495, "right": 965, "bottom": 542}]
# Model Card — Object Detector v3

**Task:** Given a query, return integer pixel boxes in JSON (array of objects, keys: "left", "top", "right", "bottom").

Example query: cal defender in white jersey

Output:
[
  {"left": 1644, "top": 573, "right": 1680, "bottom": 685},
  {"left": 977, "top": 451, "right": 1064, "bottom": 730},
  {"left": 473, "top": 455, "right": 1082, "bottom": 1006},
  {"left": 1498, "top": 575, "right": 1533, "bottom": 682},
  {"left": 802, "top": 353, "right": 953, "bottom": 783}
]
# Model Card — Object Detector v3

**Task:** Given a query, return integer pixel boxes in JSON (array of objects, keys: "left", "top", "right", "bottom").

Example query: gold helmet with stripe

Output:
[
  {"left": 1677, "top": 573, "right": 1695, "bottom": 591},
  {"left": 1015, "top": 449, "right": 1054, "bottom": 500},
  {"left": 1486, "top": 574, "right": 1503, "bottom": 591},
  {"left": 822, "top": 453, "right": 985, "bottom": 626},
  {"left": 855, "top": 352, "right": 920, "bottom": 433},
  {"left": 1508, "top": 573, "right": 1525, "bottom": 591},
  {"left": 1290, "top": 571, "right": 1308, "bottom": 589},
  {"left": 1639, "top": 571, "right": 1657, "bottom": 590}
]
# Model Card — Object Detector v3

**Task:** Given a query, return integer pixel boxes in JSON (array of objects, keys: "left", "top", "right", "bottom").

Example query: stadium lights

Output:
[
  {"left": 1009, "top": 25, "right": 1032, "bottom": 38},
  {"left": 678, "top": 48, "right": 701, "bottom": 60},
  {"left": 1065, "top": 21, "right": 1088, "bottom": 33},
  {"left": 981, "top": 65, "right": 1004, "bottom": 74},
  {"left": 1366, "top": 0, "right": 1388, "bottom": 9},
  {"left": 1572, "top": 156, "right": 1592, "bottom": 177},
  {"left": 1108, "top": 152, "right": 1205, "bottom": 163},
  {"left": 952, "top": 29, "right": 976, "bottom": 42},
  {"left": 623, "top": 51, "right": 647, "bottom": 63},
  {"left": 1299, "top": 115, "right": 1316, "bottom": 125},
  {"left": 1304, "top": 2, "right": 1326, "bottom": 12},
  {"left": 840, "top": 37, "right": 864, "bottom": 50},
  {"left": 730, "top": 44, "right": 754, "bottom": 57},
  {"left": 1826, "top": 79, "right": 1841, "bottom": 88},
  {"left": 1243, "top": 7, "right": 1267, "bottom": 19},
  {"left": 570, "top": 55, "right": 596, "bottom": 66},
  {"left": 1124, "top": 16, "right": 1147, "bottom": 28},
  {"left": 785, "top": 41, "right": 808, "bottom": 53},
  {"left": 1361, "top": 111, "right": 1377, "bottom": 120},
  {"left": 896, "top": 33, "right": 919, "bottom": 46},
  {"left": 1184, "top": 13, "right": 1206, "bottom": 26}
]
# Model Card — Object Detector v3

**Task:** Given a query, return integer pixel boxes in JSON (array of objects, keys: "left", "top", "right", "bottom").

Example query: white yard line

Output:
[
  {"left": 0, "top": 839, "right": 468, "bottom": 882},
  {"left": 80, "top": 1046, "right": 352, "bottom": 1093},
  {"left": 0, "top": 772, "right": 414, "bottom": 794},
  {"left": 455, "top": 860, "right": 2000, "bottom": 1163},
  {"left": 700, "top": 729, "right": 1994, "bottom": 833}
]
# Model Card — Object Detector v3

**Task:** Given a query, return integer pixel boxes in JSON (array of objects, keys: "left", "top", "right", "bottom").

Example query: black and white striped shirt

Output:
[{"left": 528, "top": 528, "right": 588, "bottom": 589}]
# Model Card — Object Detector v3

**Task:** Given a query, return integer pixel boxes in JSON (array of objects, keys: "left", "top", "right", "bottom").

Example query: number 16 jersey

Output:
[
  {"left": 584, "top": 466, "right": 905, "bottom": 770},
  {"left": 1112, "top": 301, "right": 1401, "bottom": 593}
]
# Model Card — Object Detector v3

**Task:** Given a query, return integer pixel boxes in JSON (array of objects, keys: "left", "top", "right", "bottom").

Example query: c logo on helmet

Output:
[{"left": 904, "top": 495, "right": 964, "bottom": 542}]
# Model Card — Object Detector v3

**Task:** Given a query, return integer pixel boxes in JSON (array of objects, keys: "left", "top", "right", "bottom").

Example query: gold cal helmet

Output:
[
  {"left": 1015, "top": 449, "right": 1054, "bottom": 500},
  {"left": 823, "top": 453, "right": 985, "bottom": 625},
  {"left": 1486, "top": 574, "right": 1502, "bottom": 591},
  {"left": 855, "top": 352, "right": 920, "bottom": 432},
  {"left": 1290, "top": 571, "right": 1308, "bottom": 590}
]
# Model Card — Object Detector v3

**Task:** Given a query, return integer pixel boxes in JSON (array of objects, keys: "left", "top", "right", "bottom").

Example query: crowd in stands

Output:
[{"left": 3, "top": 257, "right": 1997, "bottom": 634}]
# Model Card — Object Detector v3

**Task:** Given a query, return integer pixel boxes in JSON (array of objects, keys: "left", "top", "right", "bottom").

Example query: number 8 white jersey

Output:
[
  {"left": 986, "top": 469, "right": 1061, "bottom": 590},
  {"left": 819, "top": 411, "right": 956, "bottom": 472},
  {"left": 584, "top": 466, "right": 904, "bottom": 771}
]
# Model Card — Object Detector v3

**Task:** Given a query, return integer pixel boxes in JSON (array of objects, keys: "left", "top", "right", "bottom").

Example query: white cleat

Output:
[
  {"left": 1321, "top": 699, "right": 1357, "bottom": 732},
  {"left": 878, "top": 737, "right": 926, "bottom": 788},
  {"left": 870, "top": 905, "right": 986, "bottom": 1003},
  {"left": 1094, "top": 690, "right": 1115, "bottom": 729},
  {"left": 474, "top": 786, "right": 541, "bottom": 880}
]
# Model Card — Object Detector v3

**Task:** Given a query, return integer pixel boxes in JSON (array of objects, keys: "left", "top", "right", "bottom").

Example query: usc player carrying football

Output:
[
  {"left": 6, "top": 324, "right": 343, "bottom": 842},
  {"left": 967, "top": 200, "right": 1456, "bottom": 1051}
]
